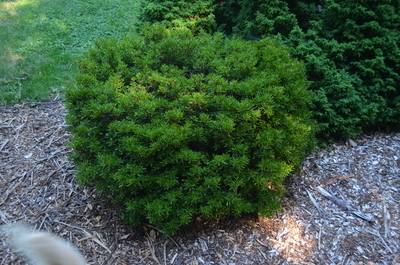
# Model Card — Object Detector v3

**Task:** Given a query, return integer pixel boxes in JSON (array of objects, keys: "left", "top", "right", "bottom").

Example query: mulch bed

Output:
[{"left": 1, "top": 99, "right": 399, "bottom": 264}]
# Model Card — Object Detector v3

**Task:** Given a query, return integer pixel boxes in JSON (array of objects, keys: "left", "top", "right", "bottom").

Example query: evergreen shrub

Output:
[
  {"left": 213, "top": 0, "right": 400, "bottom": 141},
  {"left": 140, "top": 0, "right": 217, "bottom": 33},
  {"left": 215, "top": 0, "right": 297, "bottom": 37},
  {"left": 66, "top": 24, "right": 315, "bottom": 234}
]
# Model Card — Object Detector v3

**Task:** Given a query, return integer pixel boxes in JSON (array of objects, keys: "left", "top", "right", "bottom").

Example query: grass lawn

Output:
[{"left": 0, "top": 0, "right": 141, "bottom": 104}]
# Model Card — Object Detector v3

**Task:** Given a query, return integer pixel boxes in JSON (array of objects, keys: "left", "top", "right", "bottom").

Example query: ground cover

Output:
[{"left": 0, "top": 0, "right": 140, "bottom": 104}]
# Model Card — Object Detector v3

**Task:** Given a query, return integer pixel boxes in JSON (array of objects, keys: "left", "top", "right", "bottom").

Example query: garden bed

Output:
[{"left": 0, "top": 99, "right": 398, "bottom": 264}]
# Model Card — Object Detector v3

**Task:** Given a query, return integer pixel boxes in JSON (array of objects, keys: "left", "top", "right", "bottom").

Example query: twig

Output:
[
  {"left": 46, "top": 126, "right": 62, "bottom": 148},
  {"left": 143, "top": 223, "right": 179, "bottom": 248},
  {"left": 36, "top": 148, "right": 71, "bottom": 162},
  {"left": 0, "top": 210, "right": 9, "bottom": 223},
  {"left": 383, "top": 203, "right": 389, "bottom": 239},
  {"left": 368, "top": 229, "right": 393, "bottom": 254},
  {"left": 86, "top": 231, "right": 112, "bottom": 253},
  {"left": 315, "top": 186, "right": 375, "bottom": 222},
  {"left": 323, "top": 175, "right": 354, "bottom": 186},
  {"left": 53, "top": 220, "right": 111, "bottom": 253},
  {"left": 318, "top": 227, "right": 322, "bottom": 250},
  {"left": 163, "top": 240, "right": 168, "bottom": 265},
  {"left": 0, "top": 173, "right": 26, "bottom": 206},
  {"left": 147, "top": 237, "right": 161, "bottom": 265},
  {"left": 305, "top": 188, "right": 329, "bottom": 215},
  {"left": 315, "top": 186, "right": 351, "bottom": 210},
  {"left": 101, "top": 226, "right": 119, "bottom": 265},
  {"left": 255, "top": 238, "right": 270, "bottom": 249},
  {"left": 170, "top": 253, "right": 178, "bottom": 264},
  {"left": 0, "top": 139, "right": 9, "bottom": 152}
]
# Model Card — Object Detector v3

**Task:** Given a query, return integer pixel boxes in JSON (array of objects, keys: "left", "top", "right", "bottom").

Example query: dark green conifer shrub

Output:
[
  {"left": 288, "top": 1, "right": 400, "bottom": 140},
  {"left": 215, "top": 0, "right": 297, "bottom": 37},
  {"left": 66, "top": 24, "right": 315, "bottom": 234},
  {"left": 213, "top": 0, "right": 400, "bottom": 141}
]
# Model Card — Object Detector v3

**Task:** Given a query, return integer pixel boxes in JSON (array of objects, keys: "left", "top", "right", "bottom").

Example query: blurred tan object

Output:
[{"left": 2, "top": 224, "right": 86, "bottom": 265}]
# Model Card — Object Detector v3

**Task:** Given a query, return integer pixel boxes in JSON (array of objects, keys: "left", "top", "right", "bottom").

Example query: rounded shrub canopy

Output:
[{"left": 66, "top": 24, "right": 315, "bottom": 234}]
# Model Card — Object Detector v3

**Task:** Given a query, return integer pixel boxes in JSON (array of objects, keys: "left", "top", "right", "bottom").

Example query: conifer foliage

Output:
[
  {"left": 66, "top": 25, "right": 315, "bottom": 234},
  {"left": 140, "top": 0, "right": 217, "bottom": 33},
  {"left": 141, "top": 0, "right": 400, "bottom": 141},
  {"left": 214, "top": 0, "right": 400, "bottom": 140}
]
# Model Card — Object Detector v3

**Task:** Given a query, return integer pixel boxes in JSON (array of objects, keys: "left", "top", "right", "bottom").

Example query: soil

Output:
[{"left": 0, "top": 99, "right": 399, "bottom": 264}]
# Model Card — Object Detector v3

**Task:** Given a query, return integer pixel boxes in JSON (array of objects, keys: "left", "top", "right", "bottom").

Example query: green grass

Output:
[{"left": 0, "top": 0, "right": 141, "bottom": 104}]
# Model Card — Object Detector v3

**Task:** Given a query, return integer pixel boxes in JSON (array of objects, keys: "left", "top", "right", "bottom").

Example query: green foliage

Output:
[
  {"left": 215, "top": 0, "right": 297, "bottom": 37},
  {"left": 0, "top": 0, "right": 140, "bottom": 104},
  {"left": 140, "top": 0, "right": 217, "bottom": 33},
  {"left": 288, "top": 1, "right": 400, "bottom": 140},
  {"left": 213, "top": 0, "right": 400, "bottom": 141},
  {"left": 66, "top": 25, "right": 315, "bottom": 234}
]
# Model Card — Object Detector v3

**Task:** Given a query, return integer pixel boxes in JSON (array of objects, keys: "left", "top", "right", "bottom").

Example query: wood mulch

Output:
[{"left": 0, "top": 99, "right": 399, "bottom": 265}]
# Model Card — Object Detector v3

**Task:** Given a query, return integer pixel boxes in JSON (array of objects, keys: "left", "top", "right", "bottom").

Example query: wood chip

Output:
[
  {"left": 0, "top": 101, "right": 399, "bottom": 264},
  {"left": 315, "top": 186, "right": 375, "bottom": 221}
]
